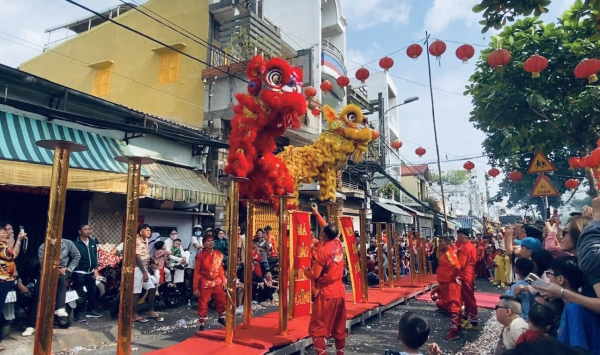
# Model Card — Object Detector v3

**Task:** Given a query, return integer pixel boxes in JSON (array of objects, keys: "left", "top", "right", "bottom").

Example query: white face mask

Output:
[{"left": 194, "top": 231, "right": 202, "bottom": 237}]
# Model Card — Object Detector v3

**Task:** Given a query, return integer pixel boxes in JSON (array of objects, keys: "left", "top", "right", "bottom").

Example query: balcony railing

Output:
[
  {"left": 322, "top": 39, "right": 345, "bottom": 68},
  {"left": 209, "top": 46, "right": 230, "bottom": 67}
]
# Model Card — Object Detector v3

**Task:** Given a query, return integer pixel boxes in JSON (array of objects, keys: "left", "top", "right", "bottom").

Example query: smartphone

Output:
[
  {"left": 19, "top": 226, "right": 25, "bottom": 234},
  {"left": 553, "top": 210, "right": 558, "bottom": 218},
  {"left": 525, "top": 272, "right": 549, "bottom": 289}
]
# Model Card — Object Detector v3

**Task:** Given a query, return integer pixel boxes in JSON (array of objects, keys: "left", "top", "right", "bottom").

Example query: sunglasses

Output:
[
  {"left": 545, "top": 271, "right": 555, "bottom": 277},
  {"left": 495, "top": 305, "right": 509, "bottom": 311}
]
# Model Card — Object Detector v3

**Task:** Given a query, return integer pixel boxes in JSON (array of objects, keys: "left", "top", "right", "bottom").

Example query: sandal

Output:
[
  {"left": 133, "top": 318, "right": 149, "bottom": 323},
  {"left": 148, "top": 316, "right": 164, "bottom": 322}
]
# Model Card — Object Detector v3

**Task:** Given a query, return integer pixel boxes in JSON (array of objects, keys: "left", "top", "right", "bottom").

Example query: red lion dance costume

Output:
[{"left": 224, "top": 55, "right": 307, "bottom": 202}]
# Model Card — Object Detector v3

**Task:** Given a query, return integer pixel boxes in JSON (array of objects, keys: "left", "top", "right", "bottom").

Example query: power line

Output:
[
  {"left": 346, "top": 39, "right": 426, "bottom": 73},
  {"left": 65, "top": 0, "right": 249, "bottom": 83},
  {"left": 121, "top": 0, "right": 244, "bottom": 66},
  {"left": 0, "top": 31, "right": 208, "bottom": 111}
]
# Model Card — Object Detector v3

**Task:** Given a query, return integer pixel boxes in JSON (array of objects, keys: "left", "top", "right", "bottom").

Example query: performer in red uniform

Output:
[
  {"left": 304, "top": 222, "right": 347, "bottom": 355},
  {"left": 435, "top": 236, "right": 462, "bottom": 340},
  {"left": 457, "top": 228, "right": 478, "bottom": 330},
  {"left": 193, "top": 235, "right": 227, "bottom": 331}
]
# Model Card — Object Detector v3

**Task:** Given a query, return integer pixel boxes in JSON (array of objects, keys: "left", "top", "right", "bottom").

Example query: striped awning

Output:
[
  {"left": 0, "top": 109, "right": 131, "bottom": 173},
  {"left": 144, "top": 163, "right": 225, "bottom": 206}
]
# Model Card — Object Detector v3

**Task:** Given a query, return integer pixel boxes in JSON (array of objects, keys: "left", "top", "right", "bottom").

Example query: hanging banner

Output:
[
  {"left": 339, "top": 216, "right": 364, "bottom": 303},
  {"left": 289, "top": 211, "right": 312, "bottom": 318}
]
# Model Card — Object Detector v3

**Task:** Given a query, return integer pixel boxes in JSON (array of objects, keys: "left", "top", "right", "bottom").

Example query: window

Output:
[
  {"left": 159, "top": 52, "right": 180, "bottom": 84},
  {"left": 92, "top": 69, "right": 111, "bottom": 97}
]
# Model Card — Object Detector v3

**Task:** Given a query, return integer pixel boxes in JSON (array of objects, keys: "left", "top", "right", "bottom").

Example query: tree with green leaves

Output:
[
  {"left": 466, "top": 2, "right": 600, "bottom": 211},
  {"left": 474, "top": 0, "right": 600, "bottom": 35},
  {"left": 432, "top": 169, "right": 472, "bottom": 186}
]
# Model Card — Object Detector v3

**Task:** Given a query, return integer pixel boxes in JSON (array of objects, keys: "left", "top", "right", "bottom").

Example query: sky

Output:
[{"left": 0, "top": 0, "right": 577, "bottom": 208}]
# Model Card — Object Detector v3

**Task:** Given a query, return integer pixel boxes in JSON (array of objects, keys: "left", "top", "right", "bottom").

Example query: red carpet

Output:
[
  {"left": 147, "top": 276, "right": 438, "bottom": 354},
  {"left": 147, "top": 336, "right": 268, "bottom": 355},
  {"left": 416, "top": 291, "right": 500, "bottom": 309}
]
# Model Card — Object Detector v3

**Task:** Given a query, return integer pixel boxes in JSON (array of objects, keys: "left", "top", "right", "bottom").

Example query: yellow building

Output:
[
  {"left": 400, "top": 164, "right": 432, "bottom": 201},
  {"left": 20, "top": 0, "right": 208, "bottom": 128}
]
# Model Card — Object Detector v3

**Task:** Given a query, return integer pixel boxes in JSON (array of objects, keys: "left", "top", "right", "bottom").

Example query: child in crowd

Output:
[
  {"left": 516, "top": 303, "right": 554, "bottom": 344},
  {"left": 507, "top": 258, "right": 536, "bottom": 320},
  {"left": 533, "top": 295, "right": 564, "bottom": 338},
  {"left": 385, "top": 312, "right": 442, "bottom": 355},
  {"left": 261, "top": 272, "right": 279, "bottom": 306},
  {"left": 169, "top": 239, "right": 186, "bottom": 270},
  {"left": 486, "top": 246, "right": 496, "bottom": 281},
  {"left": 494, "top": 247, "right": 510, "bottom": 288},
  {"left": 152, "top": 241, "right": 172, "bottom": 284}
]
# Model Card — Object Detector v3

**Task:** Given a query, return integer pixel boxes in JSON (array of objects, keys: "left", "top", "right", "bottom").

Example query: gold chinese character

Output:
[{"left": 294, "top": 289, "right": 311, "bottom": 305}]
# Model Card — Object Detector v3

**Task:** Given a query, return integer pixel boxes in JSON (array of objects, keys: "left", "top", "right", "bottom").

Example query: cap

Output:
[{"left": 514, "top": 237, "right": 542, "bottom": 251}]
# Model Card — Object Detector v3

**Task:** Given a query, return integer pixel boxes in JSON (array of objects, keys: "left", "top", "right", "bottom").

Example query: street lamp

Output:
[{"left": 382, "top": 96, "right": 419, "bottom": 117}]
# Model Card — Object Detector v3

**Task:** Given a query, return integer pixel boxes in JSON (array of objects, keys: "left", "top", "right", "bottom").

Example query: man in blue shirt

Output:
[{"left": 548, "top": 256, "right": 600, "bottom": 354}]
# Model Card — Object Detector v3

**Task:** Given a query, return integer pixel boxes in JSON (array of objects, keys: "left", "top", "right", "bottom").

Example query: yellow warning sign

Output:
[
  {"left": 527, "top": 150, "right": 557, "bottom": 174},
  {"left": 530, "top": 175, "right": 560, "bottom": 197}
]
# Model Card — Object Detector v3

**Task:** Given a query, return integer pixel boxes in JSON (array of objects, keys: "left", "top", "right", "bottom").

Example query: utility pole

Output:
[{"left": 377, "top": 92, "right": 385, "bottom": 168}]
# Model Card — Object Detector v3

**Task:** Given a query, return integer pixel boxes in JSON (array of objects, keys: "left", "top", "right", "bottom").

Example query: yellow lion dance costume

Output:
[{"left": 278, "top": 104, "right": 378, "bottom": 206}]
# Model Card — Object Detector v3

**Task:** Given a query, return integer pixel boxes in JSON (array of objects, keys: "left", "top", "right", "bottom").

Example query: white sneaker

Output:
[
  {"left": 22, "top": 327, "right": 35, "bottom": 337},
  {"left": 55, "top": 308, "right": 68, "bottom": 317}
]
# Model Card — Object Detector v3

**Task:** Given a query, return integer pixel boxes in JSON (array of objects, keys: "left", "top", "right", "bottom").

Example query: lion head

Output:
[
  {"left": 245, "top": 55, "right": 307, "bottom": 131},
  {"left": 322, "top": 104, "right": 378, "bottom": 161}
]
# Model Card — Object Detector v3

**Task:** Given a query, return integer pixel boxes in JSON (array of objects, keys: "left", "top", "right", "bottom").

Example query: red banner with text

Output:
[
  {"left": 339, "top": 216, "right": 365, "bottom": 303},
  {"left": 290, "top": 211, "right": 312, "bottom": 317}
]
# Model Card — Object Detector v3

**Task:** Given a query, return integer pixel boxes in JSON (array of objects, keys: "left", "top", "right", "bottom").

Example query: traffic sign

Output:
[
  {"left": 527, "top": 150, "right": 557, "bottom": 174},
  {"left": 530, "top": 175, "right": 560, "bottom": 197}
]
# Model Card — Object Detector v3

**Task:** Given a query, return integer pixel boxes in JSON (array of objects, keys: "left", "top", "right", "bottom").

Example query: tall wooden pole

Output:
[
  {"left": 223, "top": 177, "right": 246, "bottom": 343},
  {"left": 34, "top": 140, "right": 86, "bottom": 355},
  {"left": 385, "top": 224, "right": 394, "bottom": 286},
  {"left": 273, "top": 195, "right": 291, "bottom": 335},
  {"left": 242, "top": 199, "right": 256, "bottom": 328},
  {"left": 359, "top": 208, "right": 369, "bottom": 302},
  {"left": 114, "top": 156, "right": 154, "bottom": 355},
  {"left": 375, "top": 223, "right": 384, "bottom": 289}
]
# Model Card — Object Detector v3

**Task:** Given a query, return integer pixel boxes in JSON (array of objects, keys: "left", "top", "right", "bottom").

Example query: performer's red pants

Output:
[
  {"left": 461, "top": 279, "right": 478, "bottom": 323},
  {"left": 197, "top": 285, "right": 226, "bottom": 325},
  {"left": 309, "top": 294, "right": 347, "bottom": 354},
  {"left": 435, "top": 282, "right": 461, "bottom": 314}
]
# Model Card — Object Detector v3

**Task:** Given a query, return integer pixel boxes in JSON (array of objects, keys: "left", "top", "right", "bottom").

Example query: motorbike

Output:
[
  {"left": 109, "top": 269, "right": 188, "bottom": 318},
  {"left": 56, "top": 278, "right": 78, "bottom": 329}
]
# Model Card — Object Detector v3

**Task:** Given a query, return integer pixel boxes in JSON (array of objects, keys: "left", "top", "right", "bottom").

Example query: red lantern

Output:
[
  {"left": 311, "top": 108, "right": 321, "bottom": 116},
  {"left": 565, "top": 179, "right": 580, "bottom": 190},
  {"left": 455, "top": 44, "right": 475, "bottom": 63},
  {"left": 568, "top": 157, "right": 582, "bottom": 170},
  {"left": 463, "top": 161, "right": 475, "bottom": 171},
  {"left": 523, "top": 54, "right": 548, "bottom": 78},
  {"left": 371, "top": 130, "right": 380, "bottom": 140},
  {"left": 415, "top": 147, "right": 426, "bottom": 157},
  {"left": 509, "top": 171, "right": 523, "bottom": 182},
  {"left": 336, "top": 75, "right": 350, "bottom": 88},
  {"left": 406, "top": 44, "right": 423, "bottom": 59},
  {"left": 391, "top": 140, "right": 402, "bottom": 149},
  {"left": 574, "top": 59, "right": 600, "bottom": 83},
  {"left": 580, "top": 155, "right": 591, "bottom": 168},
  {"left": 356, "top": 67, "right": 370, "bottom": 83},
  {"left": 589, "top": 148, "right": 600, "bottom": 168},
  {"left": 304, "top": 86, "right": 317, "bottom": 98},
  {"left": 488, "top": 49, "right": 511, "bottom": 68},
  {"left": 428, "top": 40, "right": 446, "bottom": 58},
  {"left": 488, "top": 167, "right": 500, "bottom": 178},
  {"left": 379, "top": 57, "right": 394, "bottom": 72},
  {"left": 320, "top": 80, "right": 333, "bottom": 93}
]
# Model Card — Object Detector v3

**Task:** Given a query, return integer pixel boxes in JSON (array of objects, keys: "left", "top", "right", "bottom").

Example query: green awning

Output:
[
  {"left": 145, "top": 163, "right": 226, "bottom": 206},
  {"left": 0, "top": 109, "right": 131, "bottom": 173}
]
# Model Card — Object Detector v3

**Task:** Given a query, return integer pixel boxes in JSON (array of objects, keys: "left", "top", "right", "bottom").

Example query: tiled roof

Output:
[{"left": 401, "top": 164, "right": 429, "bottom": 177}]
